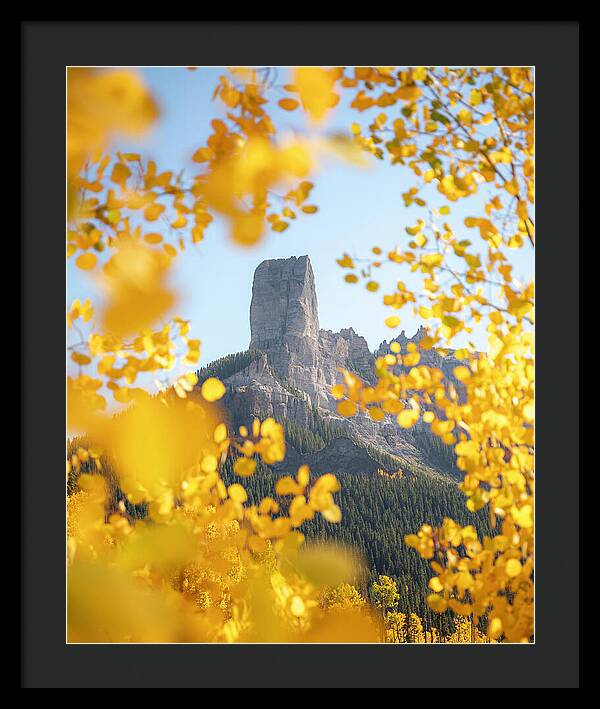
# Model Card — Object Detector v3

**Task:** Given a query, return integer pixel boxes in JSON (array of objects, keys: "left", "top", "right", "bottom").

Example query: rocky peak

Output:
[
  {"left": 249, "top": 255, "right": 319, "bottom": 351},
  {"left": 335, "top": 327, "right": 375, "bottom": 384},
  {"left": 210, "top": 256, "right": 455, "bottom": 479},
  {"left": 376, "top": 325, "right": 428, "bottom": 357}
]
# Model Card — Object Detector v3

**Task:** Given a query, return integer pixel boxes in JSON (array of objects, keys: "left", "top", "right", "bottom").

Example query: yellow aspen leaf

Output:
[
  {"left": 75, "top": 253, "right": 97, "bottom": 270},
  {"left": 219, "top": 83, "right": 240, "bottom": 108},
  {"left": 278, "top": 98, "right": 299, "bottom": 111},
  {"left": 448, "top": 599, "right": 471, "bottom": 616},
  {"left": 99, "top": 242, "right": 176, "bottom": 336},
  {"left": 192, "top": 147, "right": 213, "bottom": 163},
  {"left": 232, "top": 212, "right": 264, "bottom": 246},
  {"left": 368, "top": 407, "right": 385, "bottom": 422},
  {"left": 275, "top": 476, "right": 304, "bottom": 496},
  {"left": 505, "top": 559, "right": 522, "bottom": 578},
  {"left": 505, "top": 179, "right": 520, "bottom": 196},
  {"left": 396, "top": 85, "right": 421, "bottom": 101},
  {"left": 67, "top": 69, "right": 158, "bottom": 177},
  {"left": 385, "top": 315, "right": 401, "bottom": 328},
  {"left": 412, "top": 66, "right": 427, "bottom": 81},
  {"left": 201, "top": 454, "right": 218, "bottom": 473},
  {"left": 351, "top": 91, "right": 375, "bottom": 111},
  {"left": 201, "top": 377, "right": 226, "bottom": 402},
  {"left": 427, "top": 594, "right": 447, "bottom": 613},
  {"left": 429, "top": 577, "right": 444, "bottom": 592},
  {"left": 453, "top": 366, "right": 471, "bottom": 381},
  {"left": 233, "top": 457, "right": 256, "bottom": 477},
  {"left": 111, "top": 161, "right": 131, "bottom": 187},
  {"left": 322, "top": 504, "right": 342, "bottom": 523},
  {"left": 419, "top": 335, "right": 436, "bottom": 350},
  {"left": 296, "top": 465, "right": 310, "bottom": 487},
  {"left": 489, "top": 617, "right": 503, "bottom": 640},
  {"left": 344, "top": 274, "right": 358, "bottom": 283},
  {"left": 71, "top": 352, "right": 91, "bottom": 366},
  {"left": 469, "top": 89, "right": 482, "bottom": 106},
  {"left": 397, "top": 410, "right": 417, "bottom": 429},
  {"left": 106, "top": 209, "right": 121, "bottom": 225},
  {"left": 183, "top": 372, "right": 198, "bottom": 388},
  {"left": 228, "top": 483, "right": 247, "bottom": 504},
  {"left": 336, "top": 253, "right": 355, "bottom": 268},
  {"left": 404, "top": 534, "right": 419, "bottom": 547},
  {"left": 366, "top": 281, "right": 379, "bottom": 292},
  {"left": 331, "top": 384, "right": 346, "bottom": 400},
  {"left": 337, "top": 400, "right": 357, "bottom": 417},
  {"left": 213, "top": 423, "right": 228, "bottom": 443},
  {"left": 144, "top": 203, "right": 165, "bottom": 221},
  {"left": 143, "top": 233, "right": 163, "bottom": 245},
  {"left": 294, "top": 67, "right": 338, "bottom": 123},
  {"left": 171, "top": 215, "right": 187, "bottom": 229},
  {"left": 91, "top": 70, "right": 158, "bottom": 135}
]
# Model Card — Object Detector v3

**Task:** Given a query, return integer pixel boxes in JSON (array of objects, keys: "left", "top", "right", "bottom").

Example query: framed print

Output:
[{"left": 21, "top": 21, "right": 579, "bottom": 688}]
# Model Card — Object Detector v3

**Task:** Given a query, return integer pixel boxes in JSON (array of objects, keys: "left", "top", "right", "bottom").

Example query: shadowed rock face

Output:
[
  {"left": 250, "top": 255, "right": 320, "bottom": 349},
  {"left": 249, "top": 255, "right": 323, "bottom": 403},
  {"left": 248, "top": 255, "right": 377, "bottom": 409},
  {"left": 220, "top": 255, "right": 459, "bottom": 478}
]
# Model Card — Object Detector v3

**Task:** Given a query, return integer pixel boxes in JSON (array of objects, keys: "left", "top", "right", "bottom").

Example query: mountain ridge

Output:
[{"left": 198, "top": 255, "right": 462, "bottom": 480}]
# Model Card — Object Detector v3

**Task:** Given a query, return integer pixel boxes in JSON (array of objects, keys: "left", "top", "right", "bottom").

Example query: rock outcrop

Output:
[
  {"left": 248, "top": 256, "right": 377, "bottom": 408},
  {"left": 250, "top": 256, "right": 320, "bottom": 349},
  {"left": 215, "top": 255, "right": 458, "bottom": 478},
  {"left": 376, "top": 327, "right": 468, "bottom": 402}
]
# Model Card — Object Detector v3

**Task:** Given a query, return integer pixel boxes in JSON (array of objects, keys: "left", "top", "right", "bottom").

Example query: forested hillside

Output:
[
  {"left": 220, "top": 458, "right": 492, "bottom": 635},
  {"left": 68, "top": 430, "right": 489, "bottom": 639}
]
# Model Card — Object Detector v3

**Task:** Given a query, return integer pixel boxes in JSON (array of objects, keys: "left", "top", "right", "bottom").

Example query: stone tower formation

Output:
[{"left": 218, "top": 255, "right": 462, "bottom": 477}]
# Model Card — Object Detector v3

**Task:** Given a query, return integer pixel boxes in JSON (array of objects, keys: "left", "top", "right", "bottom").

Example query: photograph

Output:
[{"left": 65, "top": 64, "right": 536, "bottom": 645}]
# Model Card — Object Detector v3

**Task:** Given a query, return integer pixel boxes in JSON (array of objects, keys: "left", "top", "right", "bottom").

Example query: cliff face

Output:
[
  {"left": 250, "top": 255, "right": 320, "bottom": 350},
  {"left": 248, "top": 256, "right": 377, "bottom": 407},
  {"left": 218, "top": 255, "right": 457, "bottom": 478},
  {"left": 249, "top": 256, "right": 323, "bottom": 404}
]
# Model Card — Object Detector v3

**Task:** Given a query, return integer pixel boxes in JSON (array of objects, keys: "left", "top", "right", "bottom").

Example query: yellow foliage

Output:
[
  {"left": 201, "top": 377, "right": 226, "bottom": 403},
  {"left": 67, "top": 65, "right": 535, "bottom": 643},
  {"left": 67, "top": 68, "right": 158, "bottom": 178},
  {"left": 99, "top": 240, "right": 177, "bottom": 337},
  {"left": 293, "top": 67, "right": 339, "bottom": 123}
]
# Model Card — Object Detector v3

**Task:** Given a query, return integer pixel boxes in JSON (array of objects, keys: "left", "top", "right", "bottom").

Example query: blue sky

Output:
[{"left": 68, "top": 67, "right": 534, "bottom": 373}]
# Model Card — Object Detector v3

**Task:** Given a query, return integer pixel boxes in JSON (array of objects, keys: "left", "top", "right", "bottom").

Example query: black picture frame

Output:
[{"left": 21, "top": 21, "right": 579, "bottom": 688}]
